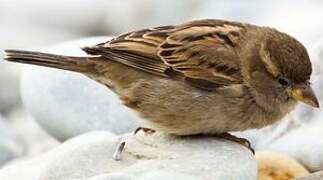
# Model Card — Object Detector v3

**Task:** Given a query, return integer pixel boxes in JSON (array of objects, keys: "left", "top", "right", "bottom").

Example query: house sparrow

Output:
[{"left": 4, "top": 19, "right": 319, "bottom": 153}]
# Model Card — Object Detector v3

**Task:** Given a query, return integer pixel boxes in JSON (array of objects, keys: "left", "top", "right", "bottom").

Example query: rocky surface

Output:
[
  {"left": 0, "top": 131, "right": 257, "bottom": 180},
  {"left": 20, "top": 37, "right": 141, "bottom": 141}
]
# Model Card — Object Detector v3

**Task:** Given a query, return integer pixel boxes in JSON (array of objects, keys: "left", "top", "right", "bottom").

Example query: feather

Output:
[{"left": 83, "top": 19, "right": 248, "bottom": 89}]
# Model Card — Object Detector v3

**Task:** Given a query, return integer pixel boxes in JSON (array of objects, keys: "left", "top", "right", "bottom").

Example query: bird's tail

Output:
[{"left": 3, "top": 49, "right": 100, "bottom": 73}]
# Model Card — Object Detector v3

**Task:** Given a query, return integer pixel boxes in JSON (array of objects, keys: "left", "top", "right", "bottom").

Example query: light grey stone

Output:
[
  {"left": 0, "top": 131, "right": 116, "bottom": 180},
  {"left": 0, "top": 114, "right": 24, "bottom": 166},
  {"left": 40, "top": 131, "right": 256, "bottom": 180},
  {"left": 7, "top": 108, "right": 59, "bottom": 157},
  {"left": 20, "top": 37, "right": 141, "bottom": 141},
  {"left": 0, "top": 131, "right": 256, "bottom": 180}
]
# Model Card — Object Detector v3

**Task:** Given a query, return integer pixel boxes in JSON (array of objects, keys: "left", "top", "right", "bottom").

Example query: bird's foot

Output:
[
  {"left": 134, "top": 127, "right": 156, "bottom": 135},
  {"left": 112, "top": 137, "right": 126, "bottom": 161},
  {"left": 217, "top": 132, "right": 255, "bottom": 154},
  {"left": 113, "top": 127, "right": 155, "bottom": 161}
]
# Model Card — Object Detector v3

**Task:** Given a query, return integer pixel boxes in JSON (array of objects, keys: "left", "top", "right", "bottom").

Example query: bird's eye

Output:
[{"left": 278, "top": 76, "right": 290, "bottom": 87}]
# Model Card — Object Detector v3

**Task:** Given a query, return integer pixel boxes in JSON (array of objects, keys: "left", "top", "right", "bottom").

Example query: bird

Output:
[{"left": 3, "top": 19, "right": 319, "bottom": 155}]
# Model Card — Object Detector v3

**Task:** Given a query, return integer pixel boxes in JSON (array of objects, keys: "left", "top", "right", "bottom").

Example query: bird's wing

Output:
[{"left": 83, "top": 19, "right": 248, "bottom": 89}]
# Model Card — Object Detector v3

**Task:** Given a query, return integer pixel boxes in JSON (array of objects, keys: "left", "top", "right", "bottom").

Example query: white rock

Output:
[
  {"left": 0, "top": 114, "right": 24, "bottom": 166},
  {"left": 7, "top": 108, "right": 59, "bottom": 157},
  {"left": 20, "top": 37, "right": 140, "bottom": 141},
  {"left": 0, "top": 131, "right": 116, "bottom": 180},
  {"left": 0, "top": 131, "right": 256, "bottom": 180},
  {"left": 267, "top": 126, "right": 323, "bottom": 171}
]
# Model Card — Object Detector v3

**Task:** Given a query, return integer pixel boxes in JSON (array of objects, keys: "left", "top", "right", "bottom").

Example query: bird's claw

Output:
[
  {"left": 217, "top": 133, "right": 255, "bottom": 154},
  {"left": 113, "top": 139, "right": 126, "bottom": 161}
]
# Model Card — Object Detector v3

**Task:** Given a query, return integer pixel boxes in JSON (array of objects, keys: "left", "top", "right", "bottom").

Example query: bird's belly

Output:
[
  {"left": 137, "top": 98, "right": 289, "bottom": 135},
  {"left": 119, "top": 78, "right": 276, "bottom": 135}
]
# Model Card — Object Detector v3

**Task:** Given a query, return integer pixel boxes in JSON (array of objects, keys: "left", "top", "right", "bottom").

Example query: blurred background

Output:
[{"left": 0, "top": 0, "right": 323, "bottom": 178}]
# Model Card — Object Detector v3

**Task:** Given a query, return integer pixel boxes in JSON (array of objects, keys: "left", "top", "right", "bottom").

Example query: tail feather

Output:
[{"left": 4, "top": 49, "right": 100, "bottom": 73}]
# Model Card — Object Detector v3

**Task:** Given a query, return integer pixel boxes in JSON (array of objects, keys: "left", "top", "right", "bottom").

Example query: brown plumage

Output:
[{"left": 4, "top": 19, "right": 319, "bottom": 136}]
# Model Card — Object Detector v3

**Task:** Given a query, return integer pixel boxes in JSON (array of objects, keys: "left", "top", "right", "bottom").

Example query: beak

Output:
[{"left": 290, "top": 83, "right": 320, "bottom": 108}]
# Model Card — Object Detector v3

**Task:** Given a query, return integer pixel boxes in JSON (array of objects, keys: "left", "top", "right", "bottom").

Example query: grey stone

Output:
[
  {"left": 0, "top": 131, "right": 116, "bottom": 180},
  {"left": 0, "top": 114, "right": 24, "bottom": 166},
  {"left": 20, "top": 37, "right": 141, "bottom": 141},
  {"left": 7, "top": 108, "right": 59, "bottom": 157},
  {"left": 41, "top": 131, "right": 256, "bottom": 180},
  {"left": 0, "top": 131, "right": 257, "bottom": 180}
]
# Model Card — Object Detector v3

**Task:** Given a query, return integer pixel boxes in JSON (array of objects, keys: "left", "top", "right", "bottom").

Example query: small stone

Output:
[
  {"left": 256, "top": 151, "right": 309, "bottom": 180},
  {"left": 0, "top": 114, "right": 24, "bottom": 166}
]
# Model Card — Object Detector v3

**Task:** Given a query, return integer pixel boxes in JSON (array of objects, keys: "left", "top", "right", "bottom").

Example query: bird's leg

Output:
[
  {"left": 113, "top": 137, "right": 126, "bottom": 161},
  {"left": 217, "top": 132, "right": 255, "bottom": 154},
  {"left": 113, "top": 127, "right": 155, "bottom": 161}
]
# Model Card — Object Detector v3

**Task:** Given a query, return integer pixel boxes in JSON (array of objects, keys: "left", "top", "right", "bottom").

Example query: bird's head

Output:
[{"left": 242, "top": 28, "right": 319, "bottom": 111}]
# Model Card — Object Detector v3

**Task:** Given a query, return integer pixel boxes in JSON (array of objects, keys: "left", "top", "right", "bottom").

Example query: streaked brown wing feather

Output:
[
  {"left": 158, "top": 24, "right": 244, "bottom": 85},
  {"left": 83, "top": 19, "right": 248, "bottom": 88},
  {"left": 82, "top": 46, "right": 170, "bottom": 77}
]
